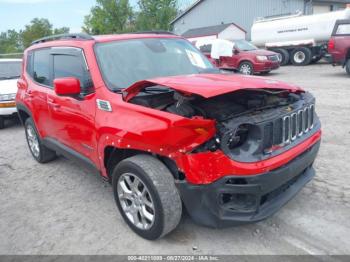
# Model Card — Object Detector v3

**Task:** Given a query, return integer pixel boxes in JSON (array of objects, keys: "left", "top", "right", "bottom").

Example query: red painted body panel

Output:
[
  {"left": 124, "top": 73, "right": 301, "bottom": 101},
  {"left": 16, "top": 34, "right": 321, "bottom": 187},
  {"left": 328, "top": 36, "right": 350, "bottom": 64}
]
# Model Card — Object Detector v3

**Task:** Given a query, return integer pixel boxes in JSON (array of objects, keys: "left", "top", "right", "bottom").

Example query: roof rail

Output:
[
  {"left": 130, "top": 31, "right": 176, "bottom": 35},
  {"left": 31, "top": 33, "right": 94, "bottom": 46}
]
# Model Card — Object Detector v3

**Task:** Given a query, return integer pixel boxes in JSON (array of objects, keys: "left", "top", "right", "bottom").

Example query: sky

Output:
[{"left": 0, "top": 0, "right": 173, "bottom": 33}]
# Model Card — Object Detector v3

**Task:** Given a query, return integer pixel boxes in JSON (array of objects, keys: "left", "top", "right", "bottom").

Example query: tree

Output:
[
  {"left": 21, "top": 18, "right": 69, "bottom": 48},
  {"left": 0, "top": 30, "right": 22, "bottom": 54},
  {"left": 83, "top": 0, "right": 134, "bottom": 34},
  {"left": 136, "top": 0, "right": 178, "bottom": 31}
]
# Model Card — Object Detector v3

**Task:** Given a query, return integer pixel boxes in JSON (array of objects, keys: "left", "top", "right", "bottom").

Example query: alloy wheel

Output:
[
  {"left": 239, "top": 64, "right": 252, "bottom": 75},
  {"left": 26, "top": 125, "right": 40, "bottom": 158},
  {"left": 117, "top": 173, "right": 155, "bottom": 230}
]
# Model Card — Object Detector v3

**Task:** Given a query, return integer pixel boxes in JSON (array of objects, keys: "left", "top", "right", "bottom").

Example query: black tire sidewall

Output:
[
  {"left": 291, "top": 48, "right": 312, "bottom": 66},
  {"left": 239, "top": 62, "right": 254, "bottom": 75},
  {"left": 112, "top": 160, "right": 165, "bottom": 240},
  {"left": 346, "top": 60, "right": 350, "bottom": 75},
  {"left": 0, "top": 116, "right": 4, "bottom": 129},
  {"left": 275, "top": 49, "right": 290, "bottom": 66}
]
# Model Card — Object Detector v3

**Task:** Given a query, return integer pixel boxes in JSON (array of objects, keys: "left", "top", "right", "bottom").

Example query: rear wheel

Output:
[
  {"left": 346, "top": 59, "right": 350, "bottom": 75},
  {"left": 112, "top": 155, "right": 182, "bottom": 240},
  {"left": 0, "top": 117, "right": 4, "bottom": 129},
  {"left": 238, "top": 62, "right": 254, "bottom": 75},
  {"left": 25, "top": 118, "right": 57, "bottom": 163},
  {"left": 291, "top": 47, "right": 312, "bottom": 66},
  {"left": 274, "top": 48, "right": 290, "bottom": 66}
]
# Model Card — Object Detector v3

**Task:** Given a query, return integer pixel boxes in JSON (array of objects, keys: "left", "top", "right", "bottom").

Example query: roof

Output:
[
  {"left": 182, "top": 23, "right": 246, "bottom": 38},
  {"left": 171, "top": 0, "right": 350, "bottom": 24},
  {"left": 171, "top": 0, "right": 205, "bottom": 24},
  {"left": 314, "top": 0, "right": 350, "bottom": 3},
  {"left": 27, "top": 33, "right": 182, "bottom": 51}
]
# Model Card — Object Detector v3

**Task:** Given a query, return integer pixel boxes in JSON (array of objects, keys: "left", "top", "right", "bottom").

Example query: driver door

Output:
[{"left": 47, "top": 47, "right": 98, "bottom": 163}]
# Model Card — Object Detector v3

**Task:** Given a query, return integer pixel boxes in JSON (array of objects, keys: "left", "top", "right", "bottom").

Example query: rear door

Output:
[
  {"left": 25, "top": 48, "right": 54, "bottom": 137},
  {"left": 47, "top": 47, "right": 98, "bottom": 162}
]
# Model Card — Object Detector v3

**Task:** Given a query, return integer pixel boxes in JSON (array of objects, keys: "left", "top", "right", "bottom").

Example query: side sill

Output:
[{"left": 42, "top": 137, "right": 101, "bottom": 176}]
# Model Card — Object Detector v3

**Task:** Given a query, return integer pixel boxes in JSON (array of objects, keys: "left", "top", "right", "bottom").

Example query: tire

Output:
[
  {"left": 112, "top": 155, "right": 182, "bottom": 240},
  {"left": 291, "top": 47, "right": 312, "bottom": 66},
  {"left": 274, "top": 48, "right": 290, "bottom": 66},
  {"left": 0, "top": 117, "right": 4, "bottom": 129},
  {"left": 24, "top": 118, "right": 57, "bottom": 163},
  {"left": 346, "top": 59, "right": 350, "bottom": 76},
  {"left": 238, "top": 61, "right": 254, "bottom": 75}
]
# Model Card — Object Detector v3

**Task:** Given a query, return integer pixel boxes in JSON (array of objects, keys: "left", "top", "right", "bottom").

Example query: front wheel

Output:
[
  {"left": 112, "top": 155, "right": 182, "bottom": 240},
  {"left": 346, "top": 59, "right": 350, "bottom": 76},
  {"left": 238, "top": 62, "right": 254, "bottom": 75}
]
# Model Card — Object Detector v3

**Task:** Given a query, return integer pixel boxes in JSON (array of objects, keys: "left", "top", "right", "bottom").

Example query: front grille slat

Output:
[{"left": 268, "top": 104, "right": 315, "bottom": 149}]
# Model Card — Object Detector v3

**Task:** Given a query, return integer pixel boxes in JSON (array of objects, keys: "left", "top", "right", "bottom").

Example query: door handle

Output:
[
  {"left": 25, "top": 90, "right": 34, "bottom": 98},
  {"left": 47, "top": 98, "right": 61, "bottom": 109}
]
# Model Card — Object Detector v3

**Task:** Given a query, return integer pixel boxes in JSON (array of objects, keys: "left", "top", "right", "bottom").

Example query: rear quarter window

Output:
[{"left": 336, "top": 24, "right": 350, "bottom": 35}]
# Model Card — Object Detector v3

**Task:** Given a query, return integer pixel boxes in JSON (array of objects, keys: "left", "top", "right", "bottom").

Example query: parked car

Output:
[
  {"left": 196, "top": 39, "right": 281, "bottom": 75},
  {"left": 328, "top": 19, "right": 350, "bottom": 75},
  {"left": 0, "top": 59, "right": 22, "bottom": 129},
  {"left": 16, "top": 33, "right": 321, "bottom": 240}
]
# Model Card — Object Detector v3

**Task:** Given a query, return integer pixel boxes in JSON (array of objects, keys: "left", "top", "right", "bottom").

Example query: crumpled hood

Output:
[{"left": 123, "top": 74, "right": 302, "bottom": 101}]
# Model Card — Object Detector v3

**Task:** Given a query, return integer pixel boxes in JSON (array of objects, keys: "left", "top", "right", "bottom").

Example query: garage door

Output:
[{"left": 313, "top": 4, "right": 331, "bottom": 14}]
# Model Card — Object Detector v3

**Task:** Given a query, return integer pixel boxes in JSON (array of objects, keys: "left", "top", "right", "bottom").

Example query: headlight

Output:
[
  {"left": 0, "top": 93, "right": 16, "bottom": 102},
  {"left": 256, "top": 55, "right": 268, "bottom": 62}
]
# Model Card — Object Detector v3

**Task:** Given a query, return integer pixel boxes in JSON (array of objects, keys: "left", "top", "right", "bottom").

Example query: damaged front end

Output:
[
  {"left": 122, "top": 74, "right": 321, "bottom": 227},
  {"left": 124, "top": 76, "right": 320, "bottom": 165}
]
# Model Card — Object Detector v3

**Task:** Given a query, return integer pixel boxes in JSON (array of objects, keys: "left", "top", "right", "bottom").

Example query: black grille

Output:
[
  {"left": 264, "top": 104, "right": 315, "bottom": 150},
  {"left": 268, "top": 55, "right": 280, "bottom": 62}
]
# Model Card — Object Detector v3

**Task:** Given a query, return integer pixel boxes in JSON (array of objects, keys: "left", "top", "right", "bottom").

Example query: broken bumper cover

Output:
[{"left": 177, "top": 141, "right": 320, "bottom": 228}]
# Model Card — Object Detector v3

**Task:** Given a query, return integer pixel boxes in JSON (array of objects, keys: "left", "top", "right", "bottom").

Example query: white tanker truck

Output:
[{"left": 251, "top": 8, "right": 350, "bottom": 66}]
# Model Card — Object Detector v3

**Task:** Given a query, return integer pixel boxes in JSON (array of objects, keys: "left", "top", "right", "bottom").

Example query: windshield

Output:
[
  {"left": 234, "top": 40, "right": 258, "bottom": 51},
  {"left": 0, "top": 61, "right": 21, "bottom": 80},
  {"left": 95, "top": 38, "right": 215, "bottom": 90}
]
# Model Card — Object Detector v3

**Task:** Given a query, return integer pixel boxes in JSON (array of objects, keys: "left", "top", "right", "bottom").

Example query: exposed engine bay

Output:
[{"left": 130, "top": 85, "right": 319, "bottom": 162}]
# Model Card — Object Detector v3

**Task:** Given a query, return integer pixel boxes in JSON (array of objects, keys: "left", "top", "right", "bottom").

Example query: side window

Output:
[
  {"left": 53, "top": 52, "right": 93, "bottom": 94},
  {"left": 336, "top": 24, "right": 350, "bottom": 35},
  {"left": 33, "top": 49, "right": 51, "bottom": 86},
  {"left": 199, "top": 44, "right": 212, "bottom": 53}
]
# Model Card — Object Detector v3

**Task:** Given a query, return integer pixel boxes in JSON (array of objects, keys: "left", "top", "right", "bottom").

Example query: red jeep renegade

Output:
[{"left": 16, "top": 33, "right": 321, "bottom": 240}]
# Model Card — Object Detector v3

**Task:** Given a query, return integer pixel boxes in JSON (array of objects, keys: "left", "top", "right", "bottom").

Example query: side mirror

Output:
[
  {"left": 54, "top": 78, "right": 81, "bottom": 96},
  {"left": 234, "top": 49, "right": 239, "bottom": 55}
]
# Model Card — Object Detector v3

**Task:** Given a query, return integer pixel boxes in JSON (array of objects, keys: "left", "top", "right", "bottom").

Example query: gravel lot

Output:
[{"left": 0, "top": 64, "right": 349, "bottom": 255}]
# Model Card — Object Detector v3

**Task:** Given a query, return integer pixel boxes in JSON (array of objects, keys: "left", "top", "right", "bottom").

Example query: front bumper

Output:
[
  {"left": 0, "top": 101, "right": 17, "bottom": 116},
  {"left": 177, "top": 141, "right": 320, "bottom": 228},
  {"left": 254, "top": 61, "right": 280, "bottom": 72}
]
